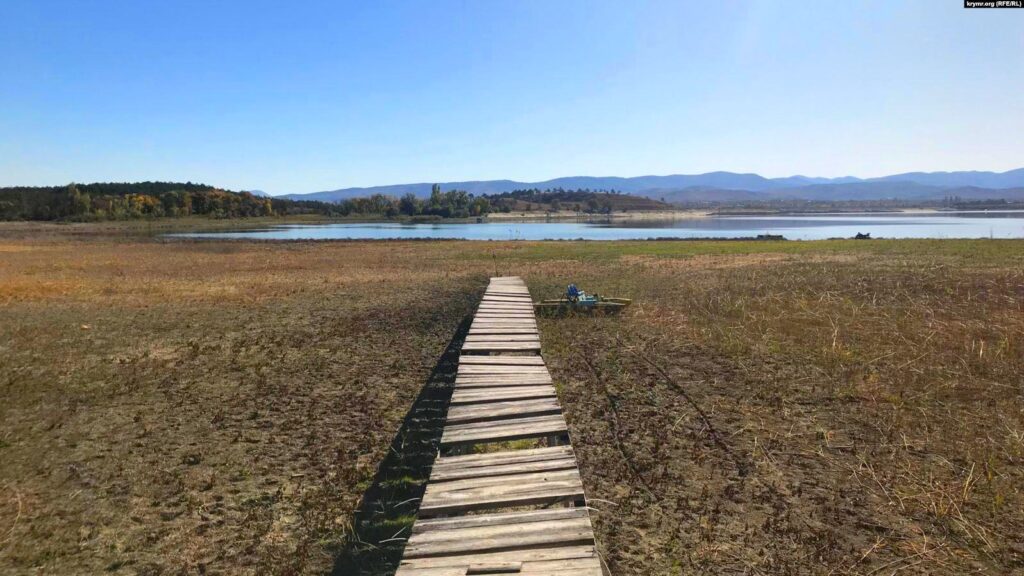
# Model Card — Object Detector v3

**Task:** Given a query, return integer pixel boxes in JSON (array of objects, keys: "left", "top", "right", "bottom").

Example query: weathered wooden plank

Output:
[
  {"left": 415, "top": 484, "right": 589, "bottom": 521},
  {"left": 430, "top": 453, "right": 575, "bottom": 482},
  {"left": 457, "top": 371, "right": 550, "bottom": 379},
  {"left": 462, "top": 336, "right": 540, "bottom": 342},
  {"left": 410, "top": 511, "right": 589, "bottom": 544},
  {"left": 480, "top": 297, "right": 534, "bottom": 303},
  {"left": 454, "top": 379, "right": 554, "bottom": 389},
  {"left": 418, "top": 482, "right": 584, "bottom": 519},
  {"left": 471, "top": 317, "right": 536, "bottom": 323},
  {"left": 465, "top": 332, "right": 540, "bottom": 338},
  {"left": 397, "top": 557, "right": 601, "bottom": 576},
  {"left": 450, "top": 385, "right": 556, "bottom": 404},
  {"left": 464, "top": 340, "right": 544, "bottom": 350},
  {"left": 445, "top": 398, "right": 562, "bottom": 425},
  {"left": 464, "top": 332, "right": 544, "bottom": 340},
  {"left": 464, "top": 332, "right": 540, "bottom": 336},
  {"left": 459, "top": 356, "right": 546, "bottom": 366},
  {"left": 440, "top": 414, "right": 567, "bottom": 444},
  {"left": 455, "top": 373, "right": 552, "bottom": 382},
  {"left": 411, "top": 506, "right": 584, "bottom": 533},
  {"left": 455, "top": 374, "right": 550, "bottom": 381},
  {"left": 430, "top": 446, "right": 574, "bottom": 471},
  {"left": 397, "top": 543, "right": 598, "bottom": 571},
  {"left": 462, "top": 342, "right": 541, "bottom": 352},
  {"left": 462, "top": 343, "right": 542, "bottom": 351},
  {"left": 458, "top": 374, "right": 548, "bottom": 382},
  {"left": 462, "top": 342, "right": 542, "bottom": 349},
  {"left": 440, "top": 414, "right": 568, "bottom": 446},
  {"left": 454, "top": 379, "right": 551, "bottom": 387},
  {"left": 481, "top": 296, "right": 529, "bottom": 301},
  {"left": 455, "top": 377, "right": 551, "bottom": 385},
  {"left": 458, "top": 364, "right": 550, "bottom": 373},
  {"left": 455, "top": 374, "right": 552, "bottom": 381},
  {"left": 466, "top": 330, "right": 540, "bottom": 334},
  {"left": 455, "top": 375, "right": 550, "bottom": 382},
  {"left": 456, "top": 368, "right": 552, "bottom": 379},
  {"left": 467, "top": 330, "right": 539, "bottom": 337}
]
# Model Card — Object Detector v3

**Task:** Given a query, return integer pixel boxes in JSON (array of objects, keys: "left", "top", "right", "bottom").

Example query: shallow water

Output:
[{"left": 172, "top": 211, "right": 1024, "bottom": 241}]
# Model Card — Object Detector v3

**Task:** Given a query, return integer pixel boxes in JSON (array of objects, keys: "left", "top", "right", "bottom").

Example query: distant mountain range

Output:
[{"left": 275, "top": 168, "right": 1024, "bottom": 204}]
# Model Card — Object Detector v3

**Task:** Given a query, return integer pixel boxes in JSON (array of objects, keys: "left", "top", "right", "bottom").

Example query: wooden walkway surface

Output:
[{"left": 396, "top": 277, "right": 604, "bottom": 576}]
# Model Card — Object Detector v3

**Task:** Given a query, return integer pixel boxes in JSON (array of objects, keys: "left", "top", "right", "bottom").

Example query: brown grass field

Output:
[{"left": 1, "top": 222, "right": 1022, "bottom": 575}]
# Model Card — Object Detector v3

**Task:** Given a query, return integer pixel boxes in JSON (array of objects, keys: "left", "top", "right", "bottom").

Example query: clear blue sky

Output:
[{"left": 1, "top": 1, "right": 1021, "bottom": 194}]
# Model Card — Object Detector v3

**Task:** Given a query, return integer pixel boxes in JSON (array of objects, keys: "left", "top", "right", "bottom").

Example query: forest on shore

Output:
[
  {"left": 0, "top": 182, "right": 494, "bottom": 221},
  {"left": 0, "top": 182, "right": 668, "bottom": 222}
]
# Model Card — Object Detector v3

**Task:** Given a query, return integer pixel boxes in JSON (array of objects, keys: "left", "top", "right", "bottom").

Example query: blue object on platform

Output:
[{"left": 566, "top": 284, "right": 580, "bottom": 300}]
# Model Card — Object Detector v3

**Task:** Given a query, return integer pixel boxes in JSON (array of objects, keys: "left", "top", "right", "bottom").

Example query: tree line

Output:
[
  {"left": 334, "top": 185, "right": 491, "bottom": 218},
  {"left": 0, "top": 182, "right": 492, "bottom": 221},
  {"left": 0, "top": 182, "right": 280, "bottom": 220},
  {"left": 483, "top": 188, "right": 626, "bottom": 213}
]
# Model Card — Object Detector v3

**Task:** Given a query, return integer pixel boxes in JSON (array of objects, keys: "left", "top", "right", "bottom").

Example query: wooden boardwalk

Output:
[{"left": 396, "top": 277, "right": 604, "bottom": 576}]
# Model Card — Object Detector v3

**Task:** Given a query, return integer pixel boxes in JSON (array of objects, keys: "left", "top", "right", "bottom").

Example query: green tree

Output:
[
  {"left": 399, "top": 193, "right": 421, "bottom": 216},
  {"left": 429, "top": 184, "right": 443, "bottom": 212}
]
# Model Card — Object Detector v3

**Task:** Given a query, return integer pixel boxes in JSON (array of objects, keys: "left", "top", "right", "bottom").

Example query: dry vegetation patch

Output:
[
  {"left": 1, "top": 230, "right": 1022, "bottom": 575},
  {"left": 1, "top": 238, "right": 485, "bottom": 575},
  {"left": 534, "top": 248, "right": 1023, "bottom": 575}
]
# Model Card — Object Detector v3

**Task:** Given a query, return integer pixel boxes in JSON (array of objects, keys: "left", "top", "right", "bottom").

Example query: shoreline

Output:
[{"left": 482, "top": 209, "right": 710, "bottom": 221}]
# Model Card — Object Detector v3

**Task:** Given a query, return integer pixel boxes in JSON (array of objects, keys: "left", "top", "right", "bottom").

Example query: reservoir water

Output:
[{"left": 172, "top": 211, "right": 1024, "bottom": 241}]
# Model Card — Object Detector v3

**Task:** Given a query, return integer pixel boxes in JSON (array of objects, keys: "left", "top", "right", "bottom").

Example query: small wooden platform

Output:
[{"left": 396, "top": 277, "right": 603, "bottom": 576}]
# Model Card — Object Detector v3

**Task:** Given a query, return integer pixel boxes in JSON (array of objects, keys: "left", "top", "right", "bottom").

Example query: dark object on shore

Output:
[
  {"left": 535, "top": 284, "right": 632, "bottom": 314},
  {"left": 854, "top": 232, "right": 872, "bottom": 240}
]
